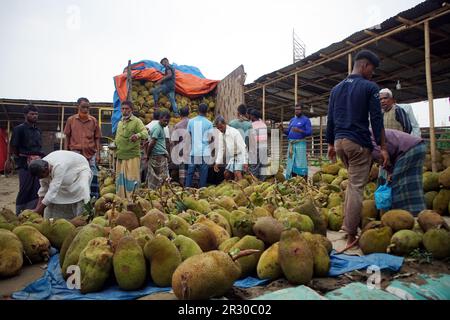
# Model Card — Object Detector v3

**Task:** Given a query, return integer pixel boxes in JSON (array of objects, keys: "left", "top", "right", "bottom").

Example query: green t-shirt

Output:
[
  {"left": 115, "top": 116, "right": 148, "bottom": 160},
  {"left": 229, "top": 118, "right": 252, "bottom": 144},
  {"left": 150, "top": 122, "right": 168, "bottom": 156}
]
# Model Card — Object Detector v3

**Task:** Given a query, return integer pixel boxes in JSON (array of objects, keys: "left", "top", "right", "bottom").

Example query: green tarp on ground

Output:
[{"left": 386, "top": 274, "right": 450, "bottom": 300}]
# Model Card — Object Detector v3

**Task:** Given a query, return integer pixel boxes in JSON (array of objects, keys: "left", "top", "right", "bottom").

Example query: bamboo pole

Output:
[
  {"left": 59, "top": 105, "right": 64, "bottom": 150},
  {"left": 424, "top": 20, "right": 437, "bottom": 173},
  {"left": 348, "top": 53, "right": 353, "bottom": 75},
  {"left": 262, "top": 85, "right": 266, "bottom": 122},
  {"left": 281, "top": 106, "right": 284, "bottom": 161},
  {"left": 294, "top": 73, "right": 298, "bottom": 105},
  {"left": 320, "top": 116, "right": 323, "bottom": 159}
]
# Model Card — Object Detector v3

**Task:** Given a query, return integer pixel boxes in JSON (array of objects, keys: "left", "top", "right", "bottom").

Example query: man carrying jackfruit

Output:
[
  {"left": 29, "top": 151, "right": 92, "bottom": 219},
  {"left": 114, "top": 101, "right": 149, "bottom": 200}
]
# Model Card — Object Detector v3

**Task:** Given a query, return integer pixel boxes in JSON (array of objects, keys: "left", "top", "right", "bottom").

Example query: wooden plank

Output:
[
  {"left": 425, "top": 21, "right": 438, "bottom": 173},
  {"left": 215, "top": 65, "right": 246, "bottom": 122}
]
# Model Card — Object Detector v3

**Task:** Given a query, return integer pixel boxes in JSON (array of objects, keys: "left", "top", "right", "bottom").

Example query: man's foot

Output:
[{"left": 336, "top": 235, "right": 359, "bottom": 254}]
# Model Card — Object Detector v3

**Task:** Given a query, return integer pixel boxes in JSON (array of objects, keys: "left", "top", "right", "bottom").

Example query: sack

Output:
[{"left": 375, "top": 168, "right": 392, "bottom": 210}]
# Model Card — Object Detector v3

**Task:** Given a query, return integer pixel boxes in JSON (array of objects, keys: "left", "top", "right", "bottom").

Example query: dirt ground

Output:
[{"left": 0, "top": 174, "right": 19, "bottom": 212}]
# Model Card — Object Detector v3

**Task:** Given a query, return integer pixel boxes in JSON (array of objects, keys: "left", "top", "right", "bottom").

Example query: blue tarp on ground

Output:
[
  {"left": 386, "top": 274, "right": 450, "bottom": 300},
  {"left": 12, "top": 251, "right": 404, "bottom": 300},
  {"left": 328, "top": 251, "right": 404, "bottom": 277}
]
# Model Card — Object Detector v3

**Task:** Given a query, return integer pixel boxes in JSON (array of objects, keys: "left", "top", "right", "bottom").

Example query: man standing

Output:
[
  {"left": 153, "top": 58, "right": 179, "bottom": 116},
  {"left": 282, "top": 104, "right": 312, "bottom": 180},
  {"left": 379, "top": 88, "right": 412, "bottom": 134},
  {"left": 64, "top": 97, "right": 102, "bottom": 198},
  {"left": 114, "top": 101, "right": 149, "bottom": 200},
  {"left": 146, "top": 111, "right": 171, "bottom": 190},
  {"left": 9, "top": 104, "right": 43, "bottom": 214},
  {"left": 29, "top": 151, "right": 92, "bottom": 219},
  {"left": 327, "top": 50, "right": 388, "bottom": 250},
  {"left": 371, "top": 129, "right": 426, "bottom": 216},
  {"left": 229, "top": 104, "right": 252, "bottom": 144},
  {"left": 214, "top": 116, "right": 248, "bottom": 182},
  {"left": 186, "top": 103, "right": 213, "bottom": 188},
  {"left": 172, "top": 106, "right": 190, "bottom": 186},
  {"left": 248, "top": 109, "right": 268, "bottom": 180}
]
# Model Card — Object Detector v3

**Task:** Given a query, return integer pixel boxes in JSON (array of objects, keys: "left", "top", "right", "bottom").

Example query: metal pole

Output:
[
  {"left": 425, "top": 21, "right": 437, "bottom": 173},
  {"left": 59, "top": 105, "right": 64, "bottom": 150},
  {"left": 262, "top": 85, "right": 266, "bottom": 122}
]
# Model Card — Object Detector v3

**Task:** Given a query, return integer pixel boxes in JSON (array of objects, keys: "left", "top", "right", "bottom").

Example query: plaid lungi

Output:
[
  {"left": 147, "top": 155, "right": 169, "bottom": 190},
  {"left": 179, "top": 164, "right": 187, "bottom": 186},
  {"left": 285, "top": 140, "right": 308, "bottom": 179},
  {"left": 116, "top": 157, "right": 141, "bottom": 201},
  {"left": 391, "top": 142, "right": 426, "bottom": 216}
]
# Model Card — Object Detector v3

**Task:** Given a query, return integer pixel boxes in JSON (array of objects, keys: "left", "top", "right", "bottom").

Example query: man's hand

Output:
[
  {"left": 381, "top": 149, "right": 389, "bottom": 168},
  {"left": 214, "top": 164, "right": 220, "bottom": 173},
  {"left": 130, "top": 134, "right": 139, "bottom": 142},
  {"left": 328, "top": 145, "right": 336, "bottom": 162}
]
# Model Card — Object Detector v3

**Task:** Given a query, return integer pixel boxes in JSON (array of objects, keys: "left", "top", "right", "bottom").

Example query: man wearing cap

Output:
[
  {"left": 327, "top": 49, "right": 389, "bottom": 251},
  {"left": 379, "top": 88, "right": 412, "bottom": 135}
]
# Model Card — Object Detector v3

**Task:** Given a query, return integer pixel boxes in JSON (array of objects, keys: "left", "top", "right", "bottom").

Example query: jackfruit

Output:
[
  {"left": 278, "top": 212, "right": 314, "bottom": 233},
  {"left": 361, "top": 200, "right": 378, "bottom": 228},
  {"left": 257, "top": 243, "right": 282, "bottom": 280},
  {"left": 109, "top": 225, "right": 130, "bottom": 251},
  {"left": 230, "top": 235, "right": 264, "bottom": 278},
  {"left": 381, "top": 210, "right": 415, "bottom": 232},
  {"left": 130, "top": 226, "right": 154, "bottom": 250},
  {"left": 215, "top": 196, "right": 237, "bottom": 212},
  {"left": 229, "top": 210, "right": 255, "bottom": 238},
  {"left": 207, "top": 212, "right": 232, "bottom": 235},
  {"left": 187, "top": 223, "right": 217, "bottom": 252},
  {"left": 59, "top": 227, "right": 82, "bottom": 267},
  {"left": 439, "top": 168, "right": 450, "bottom": 188},
  {"left": 294, "top": 199, "right": 327, "bottom": 236},
  {"left": 359, "top": 226, "right": 393, "bottom": 255},
  {"left": 328, "top": 206, "right": 344, "bottom": 232},
  {"left": 113, "top": 236, "right": 146, "bottom": 291},
  {"left": 322, "top": 164, "right": 341, "bottom": 175},
  {"left": 13, "top": 225, "right": 50, "bottom": 263},
  {"left": 78, "top": 237, "right": 113, "bottom": 294},
  {"left": 218, "top": 237, "right": 240, "bottom": 252},
  {"left": 144, "top": 235, "right": 182, "bottom": 287},
  {"left": 422, "top": 229, "right": 450, "bottom": 259},
  {"left": 387, "top": 230, "right": 422, "bottom": 256},
  {"left": 166, "top": 214, "right": 191, "bottom": 236},
  {"left": 155, "top": 227, "right": 176, "bottom": 239},
  {"left": 278, "top": 229, "right": 314, "bottom": 285},
  {"left": 47, "top": 219, "right": 76, "bottom": 250},
  {"left": 253, "top": 217, "right": 284, "bottom": 245},
  {"left": 418, "top": 210, "right": 449, "bottom": 232},
  {"left": 424, "top": 191, "right": 438, "bottom": 210},
  {"left": 172, "top": 234, "right": 203, "bottom": 261},
  {"left": 140, "top": 209, "right": 168, "bottom": 232},
  {"left": 327, "top": 193, "right": 343, "bottom": 209},
  {"left": 423, "top": 172, "right": 440, "bottom": 192},
  {"left": 432, "top": 189, "right": 450, "bottom": 215},
  {"left": 0, "top": 229, "right": 23, "bottom": 277},
  {"left": 195, "top": 216, "right": 230, "bottom": 245}
]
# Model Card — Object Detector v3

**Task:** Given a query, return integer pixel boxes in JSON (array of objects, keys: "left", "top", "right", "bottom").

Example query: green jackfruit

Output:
[
  {"left": 59, "top": 227, "right": 82, "bottom": 267},
  {"left": 13, "top": 225, "right": 50, "bottom": 263},
  {"left": 166, "top": 214, "right": 191, "bottom": 236},
  {"left": 361, "top": 200, "right": 378, "bottom": 228},
  {"left": 432, "top": 189, "right": 450, "bottom": 215},
  {"left": 278, "top": 212, "right": 314, "bottom": 233},
  {"left": 439, "top": 168, "right": 450, "bottom": 188},
  {"left": 78, "top": 237, "right": 113, "bottom": 294},
  {"left": 140, "top": 209, "right": 168, "bottom": 233},
  {"left": 230, "top": 235, "right": 264, "bottom": 278},
  {"left": 278, "top": 229, "right": 314, "bottom": 285},
  {"left": 294, "top": 199, "right": 327, "bottom": 236},
  {"left": 381, "top": 210, "right": 415, "bottom": 232},
  {"left": 47, "top": 219, "right": 76, "bottom": 249},
  {"left": 257, "top": 243, "right": 282, "bottom": 280},
  {"left": 229, "top": 210, "right": 255, "bottom": 238},
  {"left": 218, "top": 237, "right": 240, "bottom": 252},
  {"left": 172, "top": 235, "right": 203, "bottom": 261},
  {"left": 387, "top": 230, "right": 422, "bottom": 256},
  {"left": 423, "top": 172, "right": 440, "bottom": 192},
  {"left": 0, "top": 229, "right": 23, "bottom": 277},
  {"left": 328, "top": 206, "right": 344, "bottom": 231},
  {"left": 207, "top": 212, "right": 232, "bottom": 235},
  {"left": 418, "top": 210, "right": 449, "bottom": 232},
  {"left": 113, "top": 236, "right": 146, "bottom": 291},
  {"left": 131, "top": 226, "right": 154, "bottom": 250},
  {"left": 424, "top": 192, "right": 438, "bottom": 210},
  {"left": 359, "top": 226, "right": 393, "bottom": 255},
  {"left": 253, "top": 217, "right": 284, "bottom": 245},
  {"left": 423, "top": 229, "right": 450, "bottom": 259},
  {"left": 144, "top": 235, "right": 182, "bottom": 287}
]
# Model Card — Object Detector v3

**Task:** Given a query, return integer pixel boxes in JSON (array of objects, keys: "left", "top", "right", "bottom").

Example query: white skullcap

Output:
[{"left": 379, "top": 88, "right": 393, "bottom": 98}]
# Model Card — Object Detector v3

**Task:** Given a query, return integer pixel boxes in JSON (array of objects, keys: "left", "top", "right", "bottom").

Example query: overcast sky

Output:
[{"left": 0, "top": 0, "right": 448, "bottom": 126}]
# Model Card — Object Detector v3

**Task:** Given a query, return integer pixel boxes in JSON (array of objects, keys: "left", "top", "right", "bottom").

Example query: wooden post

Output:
[
  {"left": 281, "top": 106, "right": 284, "bottom": 162},
  {"left": 425, "top": 21, "right": 437, "bottom": 173},
  {"left": 262, "top": 85, "right": 266, "bottom": 122},
  {"left": 59, "top": 105, "right": 65, "bottom": 150},
  {"left": 294, "top": 73, "right": 298, "bottom": 105},
  {"left": 320, "top": 116, "right": 323, "bottom": 160},
  {"left": 348, "top": 53, "right": 352, "bottom": 75}
]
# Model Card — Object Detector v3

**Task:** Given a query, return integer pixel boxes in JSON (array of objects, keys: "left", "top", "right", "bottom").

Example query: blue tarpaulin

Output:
[{"left": 12, "top": 251, "right": 404, "bottom": 300}]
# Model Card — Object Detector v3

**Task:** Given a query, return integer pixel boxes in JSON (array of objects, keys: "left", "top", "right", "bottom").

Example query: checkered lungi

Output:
[
  {"left": 391, "top": 142, "right": 426, "bottom": 216},
  {"left": 147, "top": 155, "right": 169, "bottom": 190}
]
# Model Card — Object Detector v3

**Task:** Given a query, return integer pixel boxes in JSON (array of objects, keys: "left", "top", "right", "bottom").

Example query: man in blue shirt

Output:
[
  {"left": 153, "top": 58, "right": 179, "bottom": 116},
  {"left": 186, "top": 103, "right": 213, "bottom": 188},
  {"left": 327, "top": 49, "right": 389, "bottom": 252},
  {"left": 282, "top": 103, "right": 312, "bottom": 180}
]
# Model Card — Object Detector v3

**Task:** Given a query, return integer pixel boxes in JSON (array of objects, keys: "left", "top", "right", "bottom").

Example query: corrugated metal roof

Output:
[{"left": 245, "top": 0, "right": 450, "bottom": 122}]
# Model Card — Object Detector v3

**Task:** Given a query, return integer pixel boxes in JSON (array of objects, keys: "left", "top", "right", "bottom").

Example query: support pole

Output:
[
  {"left": 320, "top": 116, "right": 323, "bottom": 160},
  {"left": 425, "top": 21, "right": 437, "bottom": 173},
  {"left": 348, "top": 53, "right": 352, "bottom": 75},
  {"left": 59, "top": 105, "right": 65, "bottom": 150},
  {"left": 262, "top": 85, "right": 266, "bottom": 122},
  {"left": 281, "top": 106, "right": 284, "bottom": 162},
  {"left": 294, "top": 73, "right": 298, "bottom": 105}
]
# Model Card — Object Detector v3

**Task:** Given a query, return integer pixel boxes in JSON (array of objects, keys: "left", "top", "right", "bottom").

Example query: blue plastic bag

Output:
[{"left": 375, "top": 168, "right": 392, "bottom": 210}]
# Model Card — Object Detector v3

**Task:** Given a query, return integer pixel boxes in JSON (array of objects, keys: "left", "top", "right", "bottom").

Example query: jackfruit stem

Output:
[{"left": 230, "top": 249, "right": 260, "bottom": 261}]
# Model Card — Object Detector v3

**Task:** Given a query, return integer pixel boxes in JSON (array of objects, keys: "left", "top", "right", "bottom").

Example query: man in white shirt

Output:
[
  {"left": 29, "top": 150, "right": 92, "bottom": 219},
  {"left": 398, "top": 104, "right": 422, "bottom": 138},
  {"left": 213, "top": 116, "right": 248, "bottom": 182}
]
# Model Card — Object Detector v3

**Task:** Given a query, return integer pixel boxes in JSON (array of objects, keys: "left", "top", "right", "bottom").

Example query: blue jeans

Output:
[
  {"left": 153, "top": 83, "right": 178, "bottom": 114},
  {"left": 185, "top": 156, "right": 209, "bottom": 188}
]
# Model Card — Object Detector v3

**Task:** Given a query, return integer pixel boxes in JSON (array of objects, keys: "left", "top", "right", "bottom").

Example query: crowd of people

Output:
[{"left": 8, "top": 52, "right": 428, "bottom": 245}]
